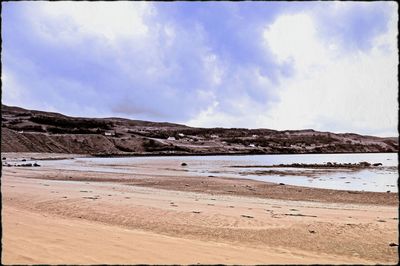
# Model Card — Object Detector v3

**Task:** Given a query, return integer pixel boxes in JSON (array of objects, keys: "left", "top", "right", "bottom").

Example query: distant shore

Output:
[{"left": 90, "top": 150, "right": 399, "bottom": 157}]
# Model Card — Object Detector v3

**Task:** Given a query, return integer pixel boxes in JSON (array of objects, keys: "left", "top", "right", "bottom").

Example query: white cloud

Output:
[
  {"left": 263, "top": 13, "right": 329, "bottom": 70},
  {"left": 260, "top": 10, "right": 398, "bottom": 136},
  {"left": 31, "top": 2, "right": 152, "bottom": 44},
  {"left": 2, "top": 71, "right": 22, "bottom": 106}
]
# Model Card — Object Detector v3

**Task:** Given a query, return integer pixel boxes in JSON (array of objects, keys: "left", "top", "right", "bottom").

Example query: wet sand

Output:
[{"left": 1, "top": 153, "right": 399, "bottom": 264}]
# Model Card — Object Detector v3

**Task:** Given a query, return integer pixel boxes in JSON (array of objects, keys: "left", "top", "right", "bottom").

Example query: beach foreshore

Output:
[{"left": 1, "top": 152, "right": 398, "bottom": 264}]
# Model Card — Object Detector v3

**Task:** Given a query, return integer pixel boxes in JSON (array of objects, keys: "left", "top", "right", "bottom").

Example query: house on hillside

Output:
[{"left": 104, "top": 131, "right": 115, "bottom": 136}]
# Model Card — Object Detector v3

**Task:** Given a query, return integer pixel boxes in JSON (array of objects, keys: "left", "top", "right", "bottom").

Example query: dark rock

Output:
[
  {"left": 181, "top": 162, "right": 187, "bottom": 166},
  {"left": 22, "top": 159, "right": 26, "bottom": 162},
  {"left": 33, "top": 163, "right": 40, "bottom": 167},
  {"left": 279, "top": 183, "right": 285, "bottom": 185},
  {"left": 2, "top": 157, "right": 6, "bottom": 160},
  {"left": 308, "top": 230, "right": 316, "bottom": 234},
  {"left": 372, "top": 163, "right": 383, "bottom": 166},
  {"left": 389, "top": 243, "right": 398, "bottom": 247}
]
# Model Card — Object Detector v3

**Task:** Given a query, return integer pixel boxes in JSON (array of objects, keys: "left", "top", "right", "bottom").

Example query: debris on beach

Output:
[{"left": 284, "top": 213, "right": 317, "bottom": 218}]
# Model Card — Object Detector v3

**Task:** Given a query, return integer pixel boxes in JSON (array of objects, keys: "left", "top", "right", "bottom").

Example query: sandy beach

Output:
[{"left": 1, "top": 153, "right": 398, "bottom": 264}]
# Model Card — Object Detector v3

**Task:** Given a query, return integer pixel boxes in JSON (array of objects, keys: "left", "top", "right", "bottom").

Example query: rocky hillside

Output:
[{"left": 1, "top": 105, "right": 398, "bottom": 155}]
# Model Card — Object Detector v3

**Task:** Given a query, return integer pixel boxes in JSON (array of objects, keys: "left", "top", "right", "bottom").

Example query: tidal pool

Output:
[{"left": 26, "top": 153, "right": 398, "bottom": 192}]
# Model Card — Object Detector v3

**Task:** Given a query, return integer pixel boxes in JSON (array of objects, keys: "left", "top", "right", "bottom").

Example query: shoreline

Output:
[
  {"left": 1, "top": 152, "right": 398, "bottom": 264},
  {"left": 91, "top": 150, "right": 398, "bottom": 157},
  {"left": 2, "top": 172, "right": 398, "bottom": 264},
  {"left": 3, "top": 164, "right": 398, "bottom": 206}
]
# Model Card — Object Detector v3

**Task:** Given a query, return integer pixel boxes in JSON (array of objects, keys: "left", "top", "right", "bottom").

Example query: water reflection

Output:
[{"left": 35, "top": 153, "right": 398, "bottom": 192}]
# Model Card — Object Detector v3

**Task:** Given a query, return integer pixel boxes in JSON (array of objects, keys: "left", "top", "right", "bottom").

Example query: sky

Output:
[{"left": 2, "top": 1, "right": 398, "bottom": 137}]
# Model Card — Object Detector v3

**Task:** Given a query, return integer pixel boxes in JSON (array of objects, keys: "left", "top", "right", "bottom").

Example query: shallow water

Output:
[{"left": 23, "top": 153, "right": 398, "bottom": 192}]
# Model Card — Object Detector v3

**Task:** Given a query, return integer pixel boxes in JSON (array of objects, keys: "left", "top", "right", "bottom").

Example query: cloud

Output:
[
  {"left": 2, "top": 2, "right": 398, "bottom": 136},
  {"left": 260, "top": 5, "right": 398, "bottom": 137}
]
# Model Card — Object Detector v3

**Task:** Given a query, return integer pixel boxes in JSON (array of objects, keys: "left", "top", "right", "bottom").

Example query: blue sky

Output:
[{"left": 2, "top": 1, "right": 398, "bottom": 136}]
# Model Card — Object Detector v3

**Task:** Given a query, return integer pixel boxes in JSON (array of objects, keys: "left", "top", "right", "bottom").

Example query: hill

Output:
[{"left": 1, "top": 105, "right": 398, "bottom": 155}]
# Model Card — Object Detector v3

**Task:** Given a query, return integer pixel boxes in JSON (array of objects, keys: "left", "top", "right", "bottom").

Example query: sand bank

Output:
[{"left": 1, "top": 153, "right": 398, "bottom": 264}]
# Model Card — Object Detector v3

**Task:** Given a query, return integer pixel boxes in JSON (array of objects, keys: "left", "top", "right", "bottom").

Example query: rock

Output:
[
  {"left": 2, "top": 157, "right": 6, "bottom": 160},
  {"left": 279, "top": 183, "right": 285, "bottom": 185},
  {"left": 181, "top": 162, "right": 187, "bottom": 166},
  {"left": 22, "top": 159, "right": 26, "bottom": 162},
  {"left": 389, "top": 243, "right": 398, "bottom": 247},
  {"left": 359, "top": 161, "right": 371, "bottom": 167},
  {"left": 308, "top": 230, "right": 316, "bottom": 234},
  {"left": 33, "top": 163, "right": 40, "bottom": 167},
  {"left": 372, "top": 163, "right": 383, "bottom": 166}
]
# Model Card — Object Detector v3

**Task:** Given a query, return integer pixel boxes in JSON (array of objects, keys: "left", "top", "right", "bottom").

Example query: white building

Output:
[
  {"left": 249, "top": 144, "right": 256, "bottom": 147},
  {"left": 167, "top": 136, "right": 176, "bottom": 141},
  {"left": 104, "top": 131, "right": 115, "bottom": 136},
  {"left": 178, "top": 133, "right": 185, "bottom": 137}
]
